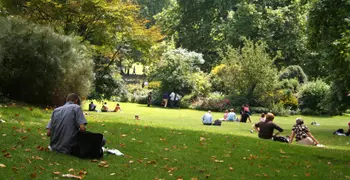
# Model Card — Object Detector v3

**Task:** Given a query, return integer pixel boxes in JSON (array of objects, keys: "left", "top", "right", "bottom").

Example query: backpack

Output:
[
  {"left": 72, "top": 131, "right": 104, "bottom": 159},
  {"left": 213, "top": 120, "right": 222, "bottom": 126},
  {"left": 333, "top": 129, "right": 344, "bottom": 134}
]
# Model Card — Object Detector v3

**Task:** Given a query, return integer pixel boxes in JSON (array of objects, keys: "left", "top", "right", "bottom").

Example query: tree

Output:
[
  {"left": 155, "top": 0, "right": 310, "bottom": 71},
  {"left": 0, "top": 17, "right": 93, "bottom": 105},
  {"left": 308, "top": 0, "right": 350, "bottom": 111},
  {"left": 218, "top": 40, "right": 278, "bottom": 106},
  {"left": 2, "top": 0, "right": 163, "bottom": 99},
  {"left": 150, "top": 48, "right": 210, "bottom": 96}
]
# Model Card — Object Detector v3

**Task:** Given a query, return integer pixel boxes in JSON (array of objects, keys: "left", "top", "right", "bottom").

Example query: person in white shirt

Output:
[
  {"left": 202, "top": 111, "right": 213, "bottom": 125},
  {"left": 169, "top": 92, "right": 175, "bottom": 108}
]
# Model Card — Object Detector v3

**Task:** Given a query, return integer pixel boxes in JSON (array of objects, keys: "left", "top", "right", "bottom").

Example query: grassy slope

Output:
[{"left": 0, "top": 102, "right": 349, "bottom": 180}]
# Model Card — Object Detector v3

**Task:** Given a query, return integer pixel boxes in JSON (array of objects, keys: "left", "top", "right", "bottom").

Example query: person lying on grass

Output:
[
  {"left": 46, "top": 93, "right": 106, "bottom": 158},
  {"left": 253, "top": 113, "right": 284, "bottom": 140},
  {"left": 289, "top": 118, "right": 320, "bottom": 146}
]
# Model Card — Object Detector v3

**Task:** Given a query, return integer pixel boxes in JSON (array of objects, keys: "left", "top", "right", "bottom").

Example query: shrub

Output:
[
  {"left": 250, "top": 107, "right": 269, "bottom": 114},
  {"left": 150, "top": 48, "right": 205, "bottom": 95},
  {"left": 270, "top": 103, "right": 290, "bottom": 116},
  {"left": 298, "top": 80, "right": 331, "bottom": 115},
  {"left": 147, "top": 81, "right": 161, "bottom": 90},
  {"left": 279, "top": 65, "right": 308, "bottom": 84},
  {"left": 0, "top": 17, "right": 94, "bottom": 105}
]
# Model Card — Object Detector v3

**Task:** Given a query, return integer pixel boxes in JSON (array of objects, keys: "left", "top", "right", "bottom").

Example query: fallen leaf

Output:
[
  {"left": 205, "top": 174, "right": 210, "bottom": 178},
  {"left": 129, "top": 160, "right": 134, "bottom": 164},
  {"left": 2, "top": 134, "right": 6, "bottom": 137},
  {"left": 305, "top": 172, "right": 310, "bottom": 177},
  {"left": 25, "top": 148, "right": 31, "bottom": 152},
  {"left": 4, "top": 152, "right": 12, "bottom": 158},
  {"left": 31, "top": 172, "right": 37, "bottom": 178},
  {"left": 120, "top": 134, "right": 127, "bottom": 137},
  {"left": 53, "top": 171, "right": 61, "bottom": 175},
  {"left": 263, "top": 173, "right": 269, "bottom": 177},
  {"left": 62, "top": 174, "right": 82, "bottom": 179},
  {"left": 229, "top": 167, "right": 234, "bottom": 171},
  {"left": 110, "top": 173, "right": 116, "bottom": 176},
  {"left": 15, "top": 114, "right": 20, "bottom": 117},
  {"left": 91, "top": 159, "right": 98, "bottom": 162},
  {"left": 35, "top": 156, "right": 43, "bottom": 160},
  {"left": 0, "top": 164, "right": 6, "bottom": 168},
  {"left": 68, "top": 168, "right": 74, "bottom": 172},
  {"left": 78, "top": 170, "right": 87, "bottom": 175},
  {"left": 279, "top": 149, "right": 286, "bottom": 154},
  {"left": 191, "top": 178, "right": 198, "bottom": 180}
]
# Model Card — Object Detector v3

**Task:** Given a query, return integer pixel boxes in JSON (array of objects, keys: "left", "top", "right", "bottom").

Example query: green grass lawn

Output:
[{"left": 0, "top": 102, "right": 349, "bottom": 179}]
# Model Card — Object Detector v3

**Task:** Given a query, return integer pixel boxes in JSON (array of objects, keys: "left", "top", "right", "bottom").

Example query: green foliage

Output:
[
  {"left": 298, "top": 80, "right": 331, "bottom": 115},
  {"left": 0, "top": 17, "right": 93, "bottom": 105},
  {"left": 270, "top": 103, "right": 291, "bottom": 116},
  {"left": 218, "top": 40, "right": 278, "bottom": 106},
  {"left": 150, "top": 48, "right": 208, "bottom": 95},
  {"left": 147, "top": 81, "right": 161, "bottom": 90},
  {"left": 307, "top": 0, "right": 350, "bottom": 111},
  {"left": 279, "top": 65, "right": 308, "bottom": 84}
]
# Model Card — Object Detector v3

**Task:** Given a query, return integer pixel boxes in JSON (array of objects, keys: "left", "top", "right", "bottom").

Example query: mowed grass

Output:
[{"left": 0, "top": 102, "right": 349, "bottom": 180}]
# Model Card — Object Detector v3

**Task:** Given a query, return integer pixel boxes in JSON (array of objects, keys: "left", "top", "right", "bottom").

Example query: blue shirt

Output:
[
  {"left": 202, "top": 113, "right": 212, "bottom": 124},
  {"left": 46, "top": 102, "right": 87, "bottom": 154},
  {"left": 227, "top": 112, "right": 237, "bottom": 121}
]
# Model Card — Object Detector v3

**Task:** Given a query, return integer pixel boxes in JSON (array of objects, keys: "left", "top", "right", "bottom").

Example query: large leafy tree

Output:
[
  {"left": 217, "top": 40, "right": 278, "bottom": 106},
  {"left": 308, "top": 0, "right": 350, "bottom": 110},
  {"left": 2, "top": 0, "right": 163, "bottom": 99},
  {"left": 150, "top": 48, "right": 210, "bottom": 96},
  {"left": 155, "top": 0, "right": 309, "bottom": 71}
]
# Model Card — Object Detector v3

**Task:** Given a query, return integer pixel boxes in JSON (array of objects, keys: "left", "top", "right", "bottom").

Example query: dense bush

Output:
[
  {"left": 150, "top": 48, "right": 208, "bottom": 95},
  {"left": 0, "top": 17, "right": 94, "bottom": 105},
  {"left": 298, "top": 80, "right": 330, "bottom": 115},
  {"left": 89, "top": 56, "right": 128, "bottom": 100},
  {"left": 279, "top": 65, "right": 308, "bottom": 84}
]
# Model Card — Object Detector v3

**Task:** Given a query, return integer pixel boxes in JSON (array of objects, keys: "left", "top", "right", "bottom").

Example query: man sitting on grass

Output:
[
  {"left": 202, "top": 110, "right": 213, "bottom": 125},
  {"left": 46, "top": 93, "right": 105, "bottom": 158},
  {"left": 254, "top": 113, "right": 284, "bottom": 140}
]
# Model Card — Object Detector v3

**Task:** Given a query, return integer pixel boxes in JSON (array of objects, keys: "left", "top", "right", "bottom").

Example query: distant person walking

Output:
[
  {"left": 162, "top": 92, "right": 169, "bottom": 108},
  {"left": 169, "top": 92, "right": 175, "bottom": 108},
  {"left": 133, "top": 66, "right": 136, "bottom": 75},
  {"left": 147, "top": 92, "right": 152, "bottom": 107},
  {"left": 174, "top": 93, "right": 182, "bottom": 108}
]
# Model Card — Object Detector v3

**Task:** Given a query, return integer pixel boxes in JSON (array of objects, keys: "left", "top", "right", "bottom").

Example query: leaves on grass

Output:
[
  {"left": 4, "top": 152, "right": 12, "bottom": 158},
  {"left": 25, "top": 148, "right": 31, "bottom": 152},
  {"left": 305, "top": 172, "right": 310, "bottom": 177},
  {"left": 120, "top": 134, "right": 127, "bottom": 137},
  {"left": 2, "top": 134, "right": 6, "bottom": 137},
  {"left": 68, "top": 168, "right": 74, "bottom": 172},
  {"left": 229, "top": 167, "right": 234, "bottom": 171},
  {"left": 279, "top": 149, "right": 286, "bottom": 154},
  {"left": 110, "top": 173, "right": 116, "bottom": 176},
  {"left": 0, "top": 164, "right": 6, "bottom": 168},
  {"left": 31, "top": 172, "right": 37, "bottom": 178},
  {"left": 98, "top": 161, "right": 109, "bottom": 168}
]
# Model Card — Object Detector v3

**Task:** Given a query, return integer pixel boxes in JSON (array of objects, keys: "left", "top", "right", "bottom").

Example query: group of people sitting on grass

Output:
[
  {"left": 88, "top": 101, "right": 122, "bottom": 112},
  {"left": 202, "top": 109, "right": 324, "bottom": 147}
]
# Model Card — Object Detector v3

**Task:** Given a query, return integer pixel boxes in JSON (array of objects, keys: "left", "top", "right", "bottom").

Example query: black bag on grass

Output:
[
  {"left": 71, "top": 131, "right": 104, "bottom": 159},
  {"left": 213, "top": 120, "right": 222, "bottom": 126}
]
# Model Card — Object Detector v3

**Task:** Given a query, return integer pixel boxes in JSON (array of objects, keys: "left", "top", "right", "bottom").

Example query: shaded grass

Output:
[{"left": 0, "top": 103, "right": 349, "bottom": 179}]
